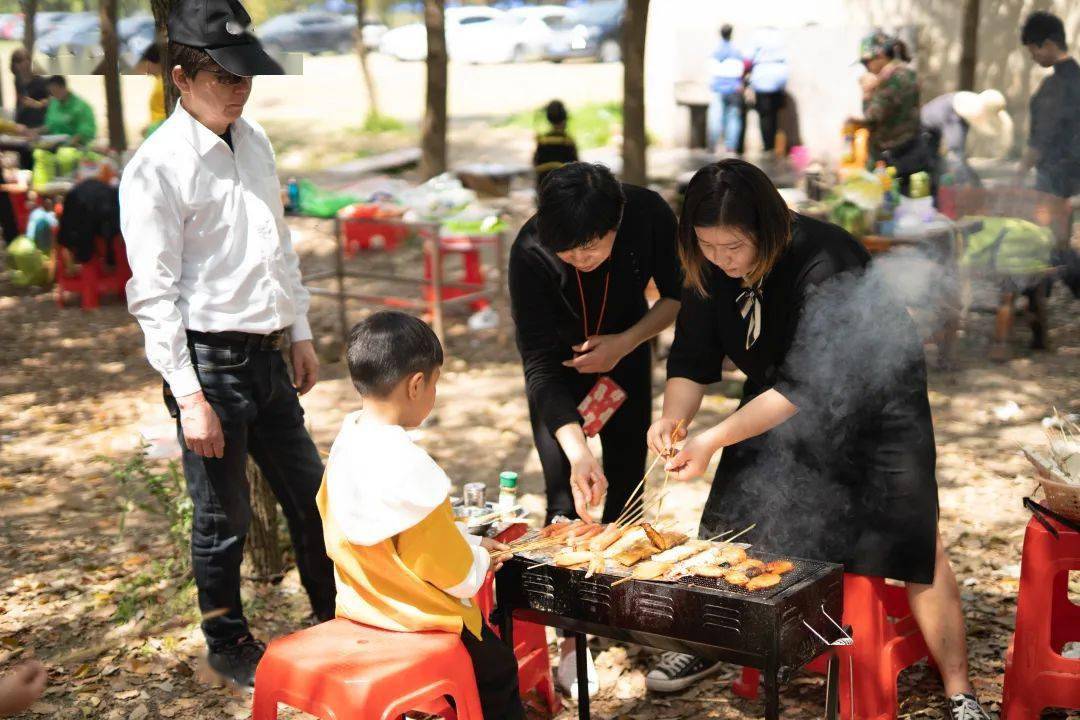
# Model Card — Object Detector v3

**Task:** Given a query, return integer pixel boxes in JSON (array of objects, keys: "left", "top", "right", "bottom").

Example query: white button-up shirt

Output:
[{"left": 120, "top": 101, "right": 311, "bottom": 398}]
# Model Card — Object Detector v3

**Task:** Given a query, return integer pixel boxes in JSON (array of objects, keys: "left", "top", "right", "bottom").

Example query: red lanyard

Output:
[{"left": 575, "top": 268, "right": 610, "bottom": 339}]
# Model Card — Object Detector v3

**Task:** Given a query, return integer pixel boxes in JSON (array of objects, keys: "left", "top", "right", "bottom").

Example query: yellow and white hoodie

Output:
[{"left": 317, "top": 411, "right": 488, "bottom": 639}]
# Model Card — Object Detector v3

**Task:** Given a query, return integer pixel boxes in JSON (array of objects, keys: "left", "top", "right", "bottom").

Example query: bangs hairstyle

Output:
[
  {"left": 678, "top": 159, "right": 792, "bottom": 296},
  {"left": 346, "top": 311, "right": 444, "bottom": 398},
  {"left": 168, "top": 41, "right": 219, "bottom": 79},
  {"left": 536, "top": 162, "right": 625, "bottom": 253}
]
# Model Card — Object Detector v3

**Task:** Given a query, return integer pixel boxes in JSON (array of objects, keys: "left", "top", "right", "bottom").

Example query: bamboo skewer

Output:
[
  {"left": 619, "top": 492, "right": 668, "bottom": 528},
  {"left": 718, "top": 523, "right": 757, "bottom": 546},
  {"left": 613, "top": 454, "right": 662, "bottom": 526}
]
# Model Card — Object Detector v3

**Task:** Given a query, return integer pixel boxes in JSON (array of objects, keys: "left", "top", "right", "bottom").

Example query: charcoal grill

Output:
[{"left": 495, "top": 550, "right": 845, "bottom": 719}]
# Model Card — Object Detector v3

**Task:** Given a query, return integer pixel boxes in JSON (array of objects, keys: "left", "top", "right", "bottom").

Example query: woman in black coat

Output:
[
  {"left": 509, "top": 162, "right": 682, "bottom": 697},
  {"left": 643, "top": 160, "right": 989, "bottom": 720}
]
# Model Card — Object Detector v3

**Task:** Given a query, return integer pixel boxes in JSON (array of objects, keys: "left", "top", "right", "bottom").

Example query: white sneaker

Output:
[{"left": 556, "top": 643, "right": 599, "bottom": 698}]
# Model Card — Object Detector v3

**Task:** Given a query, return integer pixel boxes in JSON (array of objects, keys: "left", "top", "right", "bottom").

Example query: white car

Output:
[{"left": 378, "top": 6, "right": 505, "bottom": 62}]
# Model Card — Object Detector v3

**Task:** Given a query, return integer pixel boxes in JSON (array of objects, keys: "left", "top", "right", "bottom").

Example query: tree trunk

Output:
[
  {"left": 100, "top": 0, "right": 126, "bottom": 151},
  {"left": 622, "top": 0, "right": 649, "bottom": 185},
  {"left": 21, "top": 0, "right": 36, "bottom": 54},
  {"left": 150, "top": 0, "right": 180, "bottom": 113},
  {"left": 245, "top": 457, "right": 284, "bottom": 582},
  {"left": 420, "top": 0, "right": 447, "bottom": 179},
  {"left": 958, "top": 0, "right": 980, "bottom": 91},
  {"left": 356, "top": 0, "right": 381, "bottom": 119}
]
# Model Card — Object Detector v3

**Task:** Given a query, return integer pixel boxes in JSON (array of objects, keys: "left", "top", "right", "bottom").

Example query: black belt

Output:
[{"left": 186, "top": 329, "right": 286, "bottom": 352}]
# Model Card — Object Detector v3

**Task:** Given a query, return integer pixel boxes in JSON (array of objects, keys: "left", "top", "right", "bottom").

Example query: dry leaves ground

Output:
[{"left": 1, "top": 214, "right": 1078, "bottom": 720}]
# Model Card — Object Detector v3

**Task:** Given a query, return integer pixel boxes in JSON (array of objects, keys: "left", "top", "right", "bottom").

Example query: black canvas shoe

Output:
[
  {"left": 207, "top": 635, "right": 266, "bottom": 689},
  {"left": 645, "top": 652, "right": 724, "bottom": 693},
  {"left": 948, "top": 693, "right": 991, "bottom": 720}
]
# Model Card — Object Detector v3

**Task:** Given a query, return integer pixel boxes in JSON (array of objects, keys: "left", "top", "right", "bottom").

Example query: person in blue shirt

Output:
[
  {"left": 747, "top": 27, "right": 790, "bottom": 152},
  {"left": 707, "top": 24, "right": 747, "bottom": 154}
]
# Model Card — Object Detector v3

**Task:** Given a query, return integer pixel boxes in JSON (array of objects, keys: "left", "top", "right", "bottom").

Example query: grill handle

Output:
[{"left": 803, "top": 604, "right": 853, "bottom": 647}]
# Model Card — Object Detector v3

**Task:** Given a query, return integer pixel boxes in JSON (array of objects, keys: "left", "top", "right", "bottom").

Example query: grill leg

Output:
[
  {"left": 574, "top": 632, "right": 590, "bottom": 720},
  {"left": 763, "top": 658, "right": 780, "bottom": 720},
  {"left": 825, "top": 651, "right": 840, "bottom": 720}
]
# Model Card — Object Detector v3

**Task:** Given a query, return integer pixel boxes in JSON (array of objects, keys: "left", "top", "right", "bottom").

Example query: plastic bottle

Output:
[
  {"left": 498, "top": 471, "right": 518, "bottom": 512},
  {"left": 286, "top": 177, "right": 300, "bottom": 214}
]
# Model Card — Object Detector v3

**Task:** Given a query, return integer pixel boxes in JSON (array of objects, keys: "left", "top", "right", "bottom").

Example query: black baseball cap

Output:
[{"left": 167, "top": 0, "right": 283, "bottom": 77}]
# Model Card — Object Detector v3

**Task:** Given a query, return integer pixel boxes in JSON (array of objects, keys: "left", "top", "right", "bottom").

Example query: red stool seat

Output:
[
  {"left": 252, "top": 618, "right": 484, "bottom": 720},
  {"left": 735, "top": 573, "right": 929, "bottom": 720},
  {"left": 54, "top": 235, "right": 131, "bottom": 310},
  {"left": 423, "top": 234, "right": 490, "bottom": 311},
  {"left": 1001, "top": 516, "right": 1080, "bottom": 719},
  {"left": 342, "top": 215, "right": 408, "bottom": 256}
]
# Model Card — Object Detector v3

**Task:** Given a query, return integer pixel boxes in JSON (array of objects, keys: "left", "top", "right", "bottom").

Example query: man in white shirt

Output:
[{"left": 120, "top": 0, "right": 333, "bottom": 688}]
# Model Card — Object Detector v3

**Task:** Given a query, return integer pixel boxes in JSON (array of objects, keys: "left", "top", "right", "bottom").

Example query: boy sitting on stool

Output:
[{"left": 319, "top": 311, "right": 525, "bottom": 719}]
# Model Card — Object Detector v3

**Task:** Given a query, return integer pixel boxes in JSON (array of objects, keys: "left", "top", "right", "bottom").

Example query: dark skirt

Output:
[{"left": 698, "top": 375, "right": 939, "bottom": 585}]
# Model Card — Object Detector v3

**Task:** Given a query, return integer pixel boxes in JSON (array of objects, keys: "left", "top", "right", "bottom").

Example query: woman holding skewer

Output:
[
  {"left": 642, "top": 159, "right": 991, "bottom": 720},
  {"left": 509, "top": 161, "right": 682, "bottom": 696}
]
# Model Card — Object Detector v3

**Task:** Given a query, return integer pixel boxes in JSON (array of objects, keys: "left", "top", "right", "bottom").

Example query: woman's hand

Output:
[
  {"left": 480, "top": 537, "right": 510, "bottom": 572},
  {"left": 663, "top": 431, "right": 721, "bottom": 482},
  {"left": 563, "top": 334, "right": 632, "bottom": 374},
  {"left": 647, "top": 417, "right": 687, "bottom": 457},
  {"left": 569, "top": 450, "right": 607, "bottom": 522}
]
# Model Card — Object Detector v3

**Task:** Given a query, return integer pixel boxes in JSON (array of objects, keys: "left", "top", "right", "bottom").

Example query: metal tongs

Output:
[
  {"left": 803, "top": 604, "right": 853, "bottom": 647},
  {"left": 1024, "top": 496, "right": 1080, "bottom": 538}
]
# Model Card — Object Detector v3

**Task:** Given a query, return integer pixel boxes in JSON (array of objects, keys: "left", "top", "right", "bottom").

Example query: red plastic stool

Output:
[
  {"left": 1001, "top": 515, "right": 1080, "bottom": 719},
  {"left": 341, "top": 209, "right": 408, "bottom": 257},
  {"left": 735, "top": 573, "right": 929, "bottom": 720},
  {"left": 54, "top": 235, "right": 132, "bottom": 310},
  {"left": 478, "top": 523, "right": 561, "bottom": 715},
  {"left": 423, "top": 234, "right": 490, "bottom": 311},
  {"left": 252, "top": 618, "right": 483, "bottom": 720}
]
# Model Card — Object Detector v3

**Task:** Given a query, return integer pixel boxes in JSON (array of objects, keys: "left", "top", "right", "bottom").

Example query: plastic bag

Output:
[
  {"left": 6, "top": 235, "right": 49, "bottom": 286},
  {"left": 297, "top": 179, "right": 360, "bottom": 218},
  {"left": 960, "top": 216, "right": 1055, "bottom": 276}
]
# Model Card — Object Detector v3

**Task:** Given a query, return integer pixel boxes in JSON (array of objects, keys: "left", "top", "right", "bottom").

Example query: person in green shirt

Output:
[{"left": 43, "top": 75, "right": 97, "bottom": 145}]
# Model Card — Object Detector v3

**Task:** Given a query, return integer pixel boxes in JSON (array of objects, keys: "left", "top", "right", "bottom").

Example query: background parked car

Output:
[
  {"left": 35, "top": 13, "right": 100, "bottom": 59},
  {"left": 379, "top": 6, "right": 505, "bottom": 62},
  {"left": 257, "top": 11, "right": 362, "bottom": 56},
  {"left": 546, "top": 0, "right": 624, "bottom": 63},
  {"left": 119, "top": 14, "right": 157, "bottom": 70},
  {"left": 33, "top": 13, "right": 158, "bottom": 72}
]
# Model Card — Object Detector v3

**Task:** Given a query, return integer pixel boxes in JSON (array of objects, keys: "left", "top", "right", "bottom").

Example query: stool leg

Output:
[
  {"left": 82, "top": 260, "right": 100, "bottom": 310},
  {"left": 845, "top": 575, "right": 894, "bottom": 720},
  {"left": 250, "top": 688, "right": 279, "bottom": 720}
]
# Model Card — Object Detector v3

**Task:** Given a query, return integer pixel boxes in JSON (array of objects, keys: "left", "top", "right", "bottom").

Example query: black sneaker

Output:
[
  {"left": 645, "top": 652, "right": 724, "bottom": 693},
  {"left": 948, "top": 693, "right": 991, "bottom": 720},
  {"left": 207, "top": 635, "right": 266, "bottom": 689}
]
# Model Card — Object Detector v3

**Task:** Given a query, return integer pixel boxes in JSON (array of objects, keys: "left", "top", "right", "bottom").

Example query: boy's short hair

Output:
[
  {"left": 720, "top": 24, "right": 733, "bottom": 41},
  {"left": 46, "top": 75, "right": 66, "bottom": 88},
  {"left": 346, "top": 311, "right": 444, "bottom": 397},
  {"left": 168, "top": 41, "right": 219, "bottom": 78},
  {"left": 545, "top": 99, "right": 568, "bottom": 126},
  {"left": 1021, "top": 11, "right": 1067, "bottom": 50},
  {"left": 536, "top": 162, "right": 625, "bottom": 253}
]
